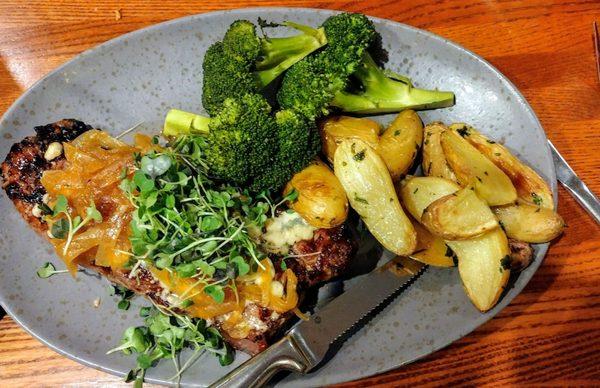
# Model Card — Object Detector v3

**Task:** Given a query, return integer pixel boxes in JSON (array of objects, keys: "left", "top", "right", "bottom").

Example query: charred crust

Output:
[{"left": 1, "top": 119, "right": 92, "bottom": 204}]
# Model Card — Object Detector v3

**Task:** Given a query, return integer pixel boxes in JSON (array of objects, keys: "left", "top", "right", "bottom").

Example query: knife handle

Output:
[
  {"left": 210, "top": 335, "right": 309, "bottom": 388},
  {"left": 561, "top": 175, "right": 600, "bottom": 225}
]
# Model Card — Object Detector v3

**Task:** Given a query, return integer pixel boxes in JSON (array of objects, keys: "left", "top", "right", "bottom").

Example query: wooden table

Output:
[{"left": 1, "top": 1, "right": 599, "bottom": 386}]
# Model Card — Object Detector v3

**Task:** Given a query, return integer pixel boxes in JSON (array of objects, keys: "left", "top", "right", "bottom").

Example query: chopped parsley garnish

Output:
[
  {"left": 353, "top": 193, "right": 369, "bottom": 204},
  {"left": 531, "top": 192, "right": 543, "bottom": 206},
  {"left": 456, "top": 126, "right": 470, "bottom": 137},
  {"left": 353, "top": 149, "right": 366, "bottom": 161}
]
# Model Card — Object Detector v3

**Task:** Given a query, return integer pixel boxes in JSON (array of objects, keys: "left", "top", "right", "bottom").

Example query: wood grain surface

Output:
[{"left": 1, "top": 1, "right": 599, "bottom": 386}]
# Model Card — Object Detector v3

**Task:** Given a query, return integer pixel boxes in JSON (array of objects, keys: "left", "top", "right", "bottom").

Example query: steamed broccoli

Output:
[
  {"left": 164, "top": 97, "right": 320, "bottom": 192},
  {"left": 277, "top": 13, "right": 377, "bottom": 119},
  {"left": 277, "top": 13, "right": 455, "bottom": 118},
  {"left": 202, "top": 20, "right": 327, "bottom": 116},
  {"left": 164, "top": 94, "right": 278, "bottom": 186},
  {"left": 248, "top": 110, "right": 321, "bottom": 192}
]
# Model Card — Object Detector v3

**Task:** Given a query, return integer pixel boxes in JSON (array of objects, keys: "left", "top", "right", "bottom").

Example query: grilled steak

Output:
[
  {"left": 1, "top": 120, "right": 356, "bottom": 355},
  {"left": 1, "top": 119, "right": 92, "bottom": 232}
]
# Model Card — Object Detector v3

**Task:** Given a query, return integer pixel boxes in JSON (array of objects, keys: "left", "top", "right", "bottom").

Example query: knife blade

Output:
[
  {"left": 210, "top": 257, "right": 426, "bottom": 388},
  {"left": 548, "top": 140, "right": 600, "bottom": 225}
]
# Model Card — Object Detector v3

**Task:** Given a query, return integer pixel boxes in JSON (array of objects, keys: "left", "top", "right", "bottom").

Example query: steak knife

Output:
[
  {"left": 210, "top": 258, "right": 426, "bottom": 388},
  {"left": 549, "top": 140, "right": 600, "bottom": 225}
]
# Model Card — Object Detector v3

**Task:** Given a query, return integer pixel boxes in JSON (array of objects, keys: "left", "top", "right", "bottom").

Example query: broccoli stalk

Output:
[
  {"left": 255, "top": 22, "right": 327, "bottom": 86},
  {"left": 331, "top": 53, "right": 455, "bottom": 114},
  {"left": 163, "top": 109, "right": 210, "bottom": 137}
]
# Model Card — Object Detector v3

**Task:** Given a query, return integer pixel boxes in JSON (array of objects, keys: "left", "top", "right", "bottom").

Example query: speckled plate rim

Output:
[{"left": 0, "top": 7, "right": 557, "bottom": 387}]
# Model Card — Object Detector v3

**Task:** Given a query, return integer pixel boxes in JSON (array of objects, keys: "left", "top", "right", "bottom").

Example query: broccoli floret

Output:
[
  {"left": 278, "top": 13, "right": 455, "bottom": 117},
  {"left": 277, "top": 13, "right": 377, "bottom": 119},
  {"left": 249, "top": 110, "right": 321, "bottom": 192},
  {"left": 164, "top": 94, "right": 278, "bottom": 186},
  {"left": 202, "top": 20, "right": 327, "bottom": 115},
  {"left": 331, "top": 53, "right": 455, "bottom": 113},
  {"left": 164, "top": 98, "right": 319, "bottom": 192}
]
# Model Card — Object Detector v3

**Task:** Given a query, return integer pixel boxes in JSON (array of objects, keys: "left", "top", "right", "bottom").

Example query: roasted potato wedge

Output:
[
  {"left": 284, "top": 160, "right": 349, "bottom": 228},
  {"left": 321, "top": 111, "right": 423, "bottom": 181},
  {"left": 422, "top": 123, "right": 458, "bottom": 182},
  {"left": 411, "top": 220, "right": 455, "bottom": 267},
  {"left": 398, "top": 176, "right": 460, "bottom": 220},
  {"left": 447, "top": 228, "right": 511, "bottom": 312},
  {"left": 321, "top": 116, "right": 381, "bottom": 164},
  {"left": 449, "top": 123, "right": 554, "bottom": 209},
  {"left": 377, "top": 109, "right": 424, "bottom": 181},
  {"left": 494, "top": 202, "right": 564, "bottom": 243},
  {"left": 441, "top": 129, "right": 517, "bottom": 206},
  {"left": 334, "top": 139, "right": 416, "bottom": 255},
  {"left": 422, "top": 187, "right": 499, "bottom": 240}
]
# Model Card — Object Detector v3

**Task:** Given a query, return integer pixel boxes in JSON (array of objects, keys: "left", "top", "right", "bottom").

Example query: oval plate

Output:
[{"left": 0, "top": 7, "right": 556, "bottom": 387}]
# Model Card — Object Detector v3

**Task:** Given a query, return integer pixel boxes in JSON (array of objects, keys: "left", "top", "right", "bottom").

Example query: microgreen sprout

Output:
[
  {"left": 47, "top": 195, "right": 103, "bottom": 255},
  {"left": 109, "top": 284, "right": 136, "bottom": 311},
  {"left": 36, "top": 262, "right": 69, "bottom": 278},
  {"left": 110, "top": 305, "right": 233, "bottom": 386}
]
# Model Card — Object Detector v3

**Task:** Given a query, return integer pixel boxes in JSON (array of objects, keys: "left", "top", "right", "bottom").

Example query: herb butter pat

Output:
[{"left": 262, "top": 210, "right": 316, "bottom": 254}]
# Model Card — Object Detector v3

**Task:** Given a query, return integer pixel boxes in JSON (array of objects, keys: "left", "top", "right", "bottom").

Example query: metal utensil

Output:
[
  {"left": 549, "top": 140, "right": 600, "bottom": 224},
  {"left": 210, "top": 258, "right": 427, "bottom": 388},
  {"left": 593, "top": 22, "right": 600, "bottom": 83}
]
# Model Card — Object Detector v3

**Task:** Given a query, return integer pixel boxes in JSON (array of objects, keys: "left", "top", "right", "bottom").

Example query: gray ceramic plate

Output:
[{"left": 0, "top": 7, "right": 556, "bottom": 387}]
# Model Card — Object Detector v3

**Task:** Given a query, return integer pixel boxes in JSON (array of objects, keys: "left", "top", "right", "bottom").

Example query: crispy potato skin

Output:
[
  {"left": 377, "top": 110, "right": 424, "bottom": 181},
  {"left": 450, "top": 123, "right": 554, "bottom": 210},
  {"left": 448, "top": 228, "right": 511, "bottom": 312},
  {"left": 441, "top": 129, "right": 517, "bottom": 206},
  {"left": 400, "top": 176, "right": 510, "bottom": 312},
  {"left": 334, "top": 138, "right": 416, "bottom": 256},
  {"left": 422, "top": 122, "right": 458, "bottom": 182},
  {"left": 421, "top": 187, "right": 499, "bottom": 240},
  {"left": 320, "top": 116, "right": 381, "bottom": 164},
  {"left": 398, "top": 176, "right": 460, "bottom": 220},
  {"left": 321, "top": 110, "right": 423, "bottom": 181},
  {"left": 284, "top": 160, "right": 348, "bottom": 229},
  {"left": 494, "top": 201, "right": 564, "bottom": 243},
  {"left": 410, "top": 219, "right": 455, "bottom": 267}
]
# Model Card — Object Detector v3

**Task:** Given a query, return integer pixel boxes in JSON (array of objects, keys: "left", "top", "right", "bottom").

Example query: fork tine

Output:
[{"left": 594, "top": 22, "right": 600, "bottom": 83}]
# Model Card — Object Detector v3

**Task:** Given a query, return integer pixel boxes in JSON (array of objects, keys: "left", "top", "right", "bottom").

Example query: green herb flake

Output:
[
  {"left": 353, "top": 149, "right": 366, "bottom": 162},
  {"left": 353, "top": 193, "right": 369, "bottom": 204},
  {"left": 456, "top": 126, "right": 470, "bottom": 137},
  {"left": 531, "top": 192, "right": 543, "bottom": 206}
]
